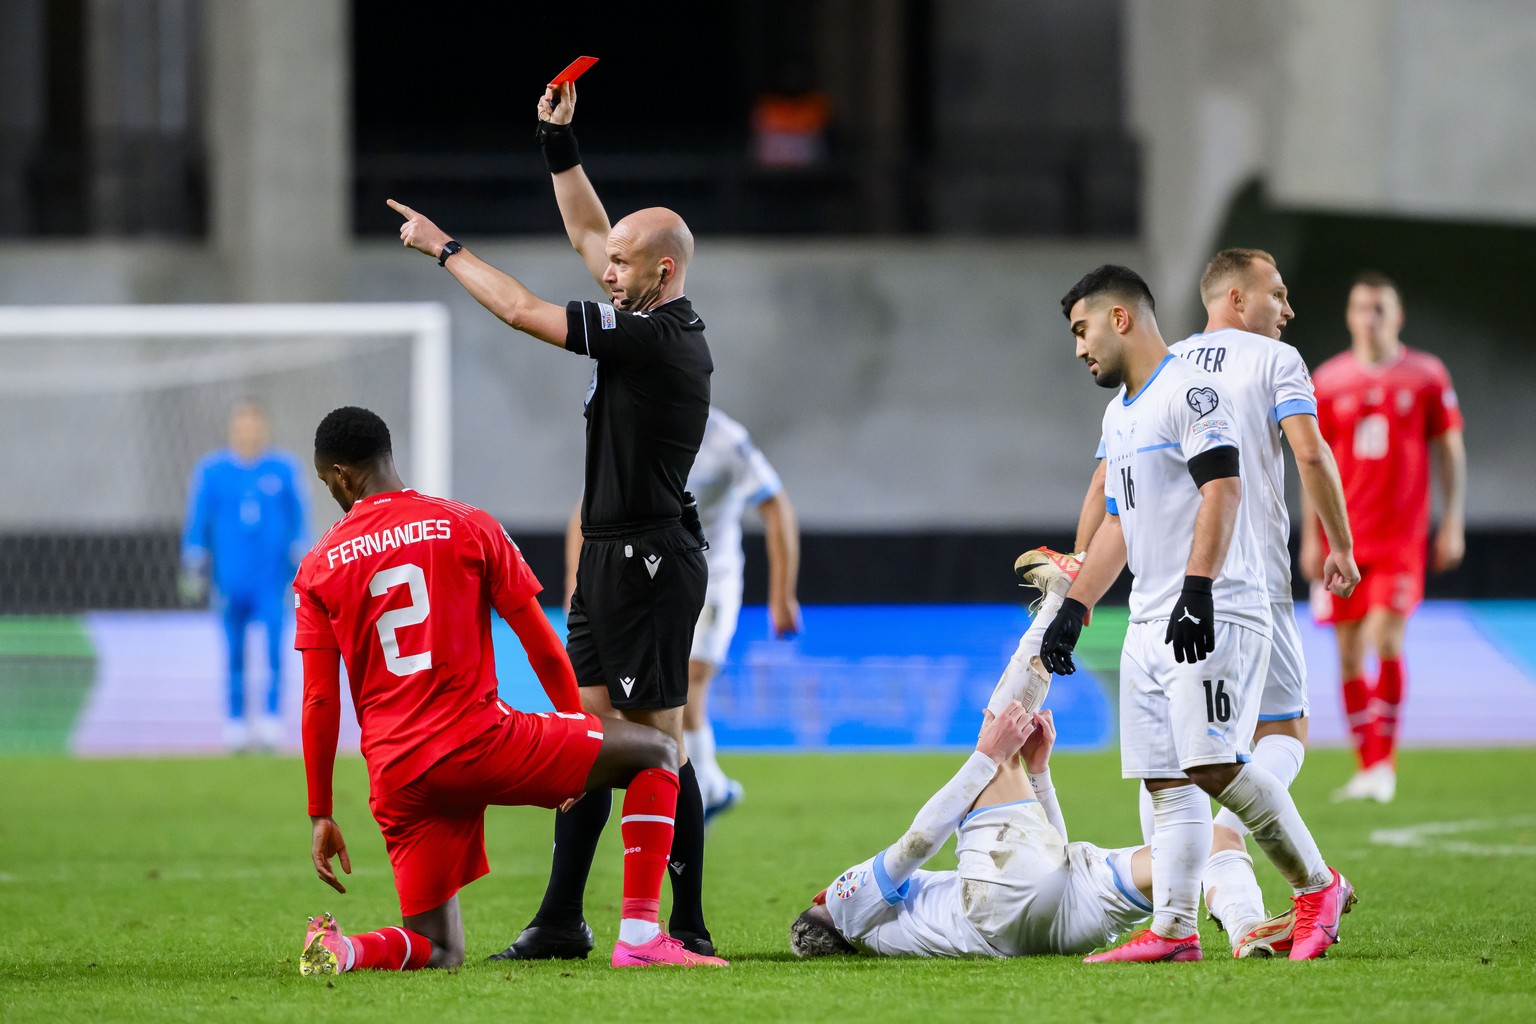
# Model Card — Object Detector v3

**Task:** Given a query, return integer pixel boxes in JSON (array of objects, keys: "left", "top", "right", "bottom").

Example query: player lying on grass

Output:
[
  {"left": 294, "top": 407, "right": 726, "bottom": 973},
  {"left": 790, "top": 550, "right": 1349, "bottom": 960}
]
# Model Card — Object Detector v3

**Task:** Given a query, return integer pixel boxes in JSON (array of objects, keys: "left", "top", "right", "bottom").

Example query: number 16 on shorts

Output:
[{"left": 1203, "top": 679, "right": 1232, "bottom": 723}]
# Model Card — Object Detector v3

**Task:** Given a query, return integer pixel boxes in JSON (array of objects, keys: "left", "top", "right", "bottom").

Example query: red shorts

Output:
[
  {"left": 1312, "top": 562, "right": 1424, "bottom": 625},
  {"left": 368, "top": 709, "right": 604, "bottom": 916}
]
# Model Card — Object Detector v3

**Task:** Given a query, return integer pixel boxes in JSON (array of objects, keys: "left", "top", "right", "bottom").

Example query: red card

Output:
[{"left": 549, "top": 56, "right": 599, "bottom": 87}]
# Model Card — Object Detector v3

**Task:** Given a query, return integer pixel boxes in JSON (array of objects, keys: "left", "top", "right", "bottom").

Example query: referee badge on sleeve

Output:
[{"left": 598, "top": 302, "right": 616, "bottom": 330}]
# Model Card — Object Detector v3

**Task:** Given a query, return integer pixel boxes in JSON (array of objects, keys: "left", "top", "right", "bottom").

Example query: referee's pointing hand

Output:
[{"left": 387, "top": 199, "right": 450, "bottom": 259}]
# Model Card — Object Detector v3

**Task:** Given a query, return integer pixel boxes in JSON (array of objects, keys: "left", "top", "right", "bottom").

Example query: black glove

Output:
[
  {"left": 1039, "top": 598, "right": 1089, "bottom": 676},
  {"left": 1164, "top": 575, "right": 1215, "bottom": 664}
]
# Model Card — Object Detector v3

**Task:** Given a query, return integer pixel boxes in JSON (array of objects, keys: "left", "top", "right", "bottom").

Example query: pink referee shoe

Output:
[
  {"left": 1084, "top": 928, "right": 1202, "bottom": 963},
  {"left": 612, "top": 932, "right": 729, "bottom": 968}
]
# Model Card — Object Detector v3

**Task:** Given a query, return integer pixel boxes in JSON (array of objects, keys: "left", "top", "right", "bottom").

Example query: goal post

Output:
[
  {"left": 0, "top": 301, "right": 452, "bottom": 614},
  {"left": 0, "top": 302, "right": 452, "bottom": 498}
]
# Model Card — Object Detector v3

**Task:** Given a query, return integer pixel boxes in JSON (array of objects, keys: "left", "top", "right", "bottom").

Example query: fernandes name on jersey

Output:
[{"left": 293, "top": 490, "right": 543, "bottom": 797}]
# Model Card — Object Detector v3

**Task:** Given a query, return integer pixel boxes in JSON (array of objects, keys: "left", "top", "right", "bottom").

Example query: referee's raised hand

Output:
[
  {"left": 539, "top": 81, "right": 576, "bottom": 125},
  {"left": 386, "top": 199, "right": 449, "bottom": 259}
]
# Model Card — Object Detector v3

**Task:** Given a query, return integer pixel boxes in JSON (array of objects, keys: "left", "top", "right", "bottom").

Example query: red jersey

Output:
[
  {"left": 1312, "top": 346, "right": 1462, "bottom": 567},
  {"left": 294, "top": 489, "right": 544, "bottom": 797}
]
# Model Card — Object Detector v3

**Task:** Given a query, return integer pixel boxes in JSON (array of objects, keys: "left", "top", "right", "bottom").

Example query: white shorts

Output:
[
  {"left": 1119, "top": 619, "right": 1269, "bottom": 779},
  {"left": 1258, "top": 599, "right": 1308, "bottom": 721},
  {"left": 953, "top": 802, "right": 1068, "bottom": 950},
  {"left": 688, "top": 588, "right": 742, "bottom": 666}
]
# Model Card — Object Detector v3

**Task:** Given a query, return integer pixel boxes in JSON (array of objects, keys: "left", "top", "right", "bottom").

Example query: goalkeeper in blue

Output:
[{"left": 181, "top": 399, "right": 308, "bottom": 751}]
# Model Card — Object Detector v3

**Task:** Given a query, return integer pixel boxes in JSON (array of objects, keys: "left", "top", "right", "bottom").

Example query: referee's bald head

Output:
[{"left": 613, "top": 207, "right": 694, "bottom": 270}]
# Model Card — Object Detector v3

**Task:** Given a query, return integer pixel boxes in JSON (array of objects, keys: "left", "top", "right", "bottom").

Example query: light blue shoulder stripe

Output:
[{"left": 1272, "top": 398, "right": 1317, "bottom": 424}]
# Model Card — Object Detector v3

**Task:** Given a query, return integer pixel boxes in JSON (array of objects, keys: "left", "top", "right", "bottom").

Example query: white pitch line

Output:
[{"left": 1370, "top": 815, "right": 1536, "bottom": 857}]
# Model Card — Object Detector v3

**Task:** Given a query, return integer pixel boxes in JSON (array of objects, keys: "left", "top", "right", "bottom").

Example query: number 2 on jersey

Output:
[{"left": 370, "top": 563, "right": 431, "bottom": 676}]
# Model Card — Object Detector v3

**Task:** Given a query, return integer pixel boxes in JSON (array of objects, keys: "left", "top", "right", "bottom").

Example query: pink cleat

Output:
[
  {"left": 1084, "top": 928, "right": 1202, "bottom": 963},
  {"left": 1289, "top": 868, "right": 1357, "bottom": 960},
  {"left": 299, "top": 913, "right": 353, "bottom": 975},
  {"left": 612, "top": 932, "right": 729, "bottom": 968}
]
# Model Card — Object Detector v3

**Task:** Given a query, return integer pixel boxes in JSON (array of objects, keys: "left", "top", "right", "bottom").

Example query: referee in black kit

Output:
[{"left": 388, "top": 77, "right": 717, "bottom": 959}]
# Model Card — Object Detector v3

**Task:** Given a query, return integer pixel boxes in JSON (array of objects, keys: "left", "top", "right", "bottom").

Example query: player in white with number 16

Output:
[{"left": 1039, "top": 266, "right": 1355, "bottom": 963}]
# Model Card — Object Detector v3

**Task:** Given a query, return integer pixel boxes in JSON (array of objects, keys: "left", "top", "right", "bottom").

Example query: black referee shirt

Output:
[{"left": 565, "top": 295, "right": 712, "bottom": 529}]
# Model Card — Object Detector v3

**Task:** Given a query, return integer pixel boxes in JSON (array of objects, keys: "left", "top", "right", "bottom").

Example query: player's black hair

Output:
[
  {"left": 314, "top": 406, "right": 392, "bottom": 466},
  {"left": 1060, "top": 264, "right": 1157, "bottom": 320},
  {"left": 789, "top": 908, "right": 857, "bottom": 958},
  {"left": 1351, "top": 269, "right": 1398, "bottom": 293}
]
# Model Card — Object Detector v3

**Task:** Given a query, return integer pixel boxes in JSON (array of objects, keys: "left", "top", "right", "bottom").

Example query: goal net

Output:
[{"left": 0, "top": 302, "right": 449, "bottom": 752}]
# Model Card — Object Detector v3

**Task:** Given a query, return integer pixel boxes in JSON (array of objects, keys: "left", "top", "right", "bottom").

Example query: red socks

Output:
[
  {"left": 1369, "top": 658, "right": 1405, "bottom": 767},
  {"left": 1344, "top": 659, "right": 1407, "bottom": 769},
  {"left": 619, "top": 767, "right": 679, "bottom": 922},
  {"left": 348, "top": 926, "right": 433, "bottom": 971},
  {"left": 1342, "top": 675, "right": 1374, "bottom": 770}
]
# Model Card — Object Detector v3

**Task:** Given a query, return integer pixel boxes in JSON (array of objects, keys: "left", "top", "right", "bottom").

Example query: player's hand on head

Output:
[
  {"left": 310, "top": 816, "right": 351, "bottom": 894},
  {"left": 386, "top": 199, "right": 450, "bottom": 259},
  {"left": 1324, "top": 550, "right": 1361, "bottom": 598},
  {"left": 539, "top": 82, "right": 576, "bottom": 126},
  {"left": 1040, "top": 599, "right": 1088, "bottom": 676}
]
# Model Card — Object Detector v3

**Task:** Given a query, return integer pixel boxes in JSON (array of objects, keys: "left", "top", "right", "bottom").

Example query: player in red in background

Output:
[
  {"left": 294, "top": 407, "right": 726, "bottom": 972},
  {"left": 1302, "top": 273, "right": 1466, "bottom": 803}
]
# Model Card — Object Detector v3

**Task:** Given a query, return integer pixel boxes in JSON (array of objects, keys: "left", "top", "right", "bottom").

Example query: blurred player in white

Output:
[
  {"left": 565, "top": 407, "right": 800, "bottom": 820},
  {"left": 1041, "top": 265, "right": 1353, "bottom": 963},
  {"left": 1071, "top": 249, "right": 1360, "bottom": 955}
]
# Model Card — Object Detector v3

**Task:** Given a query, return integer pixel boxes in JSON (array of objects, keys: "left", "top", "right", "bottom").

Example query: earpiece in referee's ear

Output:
[{"left": 659, "top": 266, "right": 669, "bottom": 281}]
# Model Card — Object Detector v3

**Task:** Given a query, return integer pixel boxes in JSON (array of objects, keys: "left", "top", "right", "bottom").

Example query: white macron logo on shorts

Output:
[{"left": 619, "top": 676, "right": 636, "bottom": 698}]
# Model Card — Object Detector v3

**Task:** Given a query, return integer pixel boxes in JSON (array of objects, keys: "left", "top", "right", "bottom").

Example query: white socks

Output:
[
  {"left": 987, "top": 591, "right": 1063, "bottom": 716},
  {"left": 684, "top": 725, "right": 727, "bottom": 807},
  {"left": 1149, "top": 784, "right": 1212, "bottom": 938},
  {"left": 1203, "top": 848, "right": 1266, "bottom": 943},
  {"left": 1216, "top": 763, "right": 1330, "bottom": 893},
  {"left": 618, "top": 919, "right": 662, "bottom": 945},
  {"left": 1213, "top": 734, "right": 1305, "bottom": 836}
]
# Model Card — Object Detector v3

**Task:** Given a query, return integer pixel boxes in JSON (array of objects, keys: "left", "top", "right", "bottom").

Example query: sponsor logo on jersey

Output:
[
  {"left": 1186, "top": 386, "right": 1220, "bottom": 417},
  {"left": 294, "top": 593, "right": 301, "bottom": 609},
  {"left": 598, "top": 302, "right": 616, "bottom": 330}
]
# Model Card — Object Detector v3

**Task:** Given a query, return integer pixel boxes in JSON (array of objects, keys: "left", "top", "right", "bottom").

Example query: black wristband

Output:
[
  {"left": 1181, "top": 575, "right": 1214, "bottom": 595},
  {"left": 1061, "top": 597, "right": 1089, "bottom": 620},
  {"left": 437, "top": 240, "right": 463, "bottom": 267},
  {"left": 536, "top": 121, "right": 581, "bottom": 174}
]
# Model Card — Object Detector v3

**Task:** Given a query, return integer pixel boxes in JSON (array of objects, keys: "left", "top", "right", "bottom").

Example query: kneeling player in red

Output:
[{"left": 294, "top": 407, "right": 726, "bottom": 972}]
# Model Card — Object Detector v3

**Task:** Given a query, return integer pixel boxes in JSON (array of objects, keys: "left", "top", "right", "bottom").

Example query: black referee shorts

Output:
[{"left": 566, "top": 521, "right": 706, "bottom": 711}]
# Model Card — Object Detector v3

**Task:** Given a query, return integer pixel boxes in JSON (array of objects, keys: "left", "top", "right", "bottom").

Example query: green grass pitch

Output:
[{"left": 2, "top": 747, "right": 1533, "bottom": 1023}]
